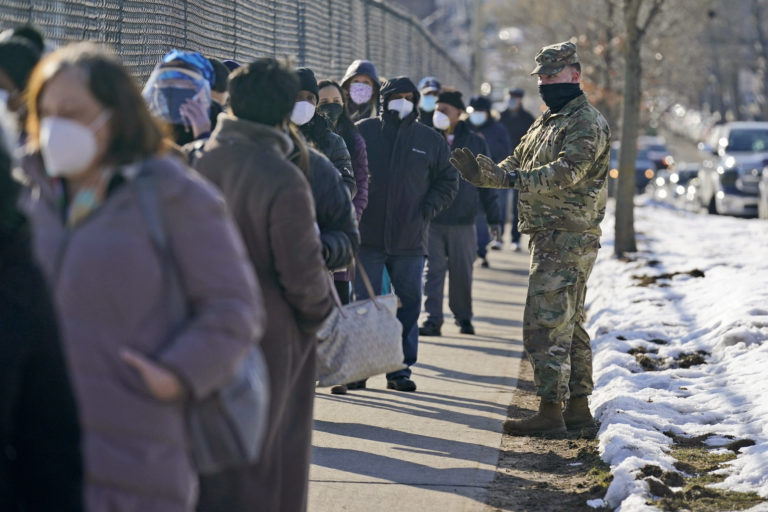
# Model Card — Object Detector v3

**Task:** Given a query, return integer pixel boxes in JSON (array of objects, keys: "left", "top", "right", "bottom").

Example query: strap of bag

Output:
[
  {"left": 129, "top": 163, "right": 189, "bottom": 327},
  {"left": 354, "top": 255, "right": 384, "bottom": 310}
]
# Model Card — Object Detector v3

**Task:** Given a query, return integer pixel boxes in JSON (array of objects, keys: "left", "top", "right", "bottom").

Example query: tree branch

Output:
[{"left": 638, "top": 0, "right": 665, "bottom": 38}]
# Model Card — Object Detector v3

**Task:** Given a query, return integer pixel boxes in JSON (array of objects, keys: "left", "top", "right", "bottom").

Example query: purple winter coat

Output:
[
  {"left": 334, "top": 132, "right": 369, "bottom": 282},
  {"left": 22, "top": 153, "right": 264, "bottom": 512}
]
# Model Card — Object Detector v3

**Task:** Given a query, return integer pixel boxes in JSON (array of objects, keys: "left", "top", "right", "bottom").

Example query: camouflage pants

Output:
[{"left": 523, "top": 230, "right": 600, "bottom": 403}]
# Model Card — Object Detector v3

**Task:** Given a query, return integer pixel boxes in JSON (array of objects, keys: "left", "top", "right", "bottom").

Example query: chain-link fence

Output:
[{"left": 2, "top": 0, "right": 472, "bottom": 92}]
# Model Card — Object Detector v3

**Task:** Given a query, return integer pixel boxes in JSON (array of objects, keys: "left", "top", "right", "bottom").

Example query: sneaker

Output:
[
  {"left": 456, "top": 319, "right": 475, "bottom": 335},
  {"left": 330, "top": 384, "right": 348, "bottom": 395},
  {"left": 481, "top": 257, "right": 490, "bottom": 268},
  {"left": 418, "top": 321, "right": 441, "bottom": 336},
  {"left": 511, "top": 241, "right": 521, "bottom": 252},
  {"left": 490, "top": 240, "right": 503, "bottom": 251},
  {"left": 387, "top": 377, "right": 417, "bottom": 392}
]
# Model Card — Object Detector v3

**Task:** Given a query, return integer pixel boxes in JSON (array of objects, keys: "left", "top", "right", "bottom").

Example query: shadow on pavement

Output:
[
  {"left": 419, "top": 339, "right": 523, "bottom": 359},
  {"left": 316, "top": 390, "right": 502, "bottom": 432}
]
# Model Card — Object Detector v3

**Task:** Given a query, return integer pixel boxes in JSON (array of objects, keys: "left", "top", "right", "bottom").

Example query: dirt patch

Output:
[
  {"left": 632, "top": 269, "right": 706, "bottom": 287},
  {"left": 486, "top": 359, "right": 610, "bottom": 511},
  {"left": 645, "top": 433, "right": 766, "bottom": 511},
  {"left": 675, "top": 350, "right": 709, "bottom": 369}
]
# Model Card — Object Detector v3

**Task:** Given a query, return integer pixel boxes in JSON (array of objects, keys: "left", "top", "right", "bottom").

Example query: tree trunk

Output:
[{"left": 615, "top": 33, "right": 641, "bottom": 256}]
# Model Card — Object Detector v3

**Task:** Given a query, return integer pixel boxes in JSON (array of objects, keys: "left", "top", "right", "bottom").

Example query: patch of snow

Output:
[{"left": 586, "top": 198, "right": 768, "bottom": 509}]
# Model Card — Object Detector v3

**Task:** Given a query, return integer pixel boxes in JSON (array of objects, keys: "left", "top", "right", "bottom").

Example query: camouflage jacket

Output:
[{"left": 499, "top": 94, "right": 610, "bottom": 235}]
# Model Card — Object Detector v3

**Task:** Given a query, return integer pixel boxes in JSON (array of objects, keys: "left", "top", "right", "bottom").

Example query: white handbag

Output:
[{"left": 316, "top": 259, "right": 405, "bottom": 387}]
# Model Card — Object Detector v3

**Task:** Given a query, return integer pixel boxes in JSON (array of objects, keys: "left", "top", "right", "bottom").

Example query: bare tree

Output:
[{"left": 614, "top": 0, "right": 665, "bottom": 256}]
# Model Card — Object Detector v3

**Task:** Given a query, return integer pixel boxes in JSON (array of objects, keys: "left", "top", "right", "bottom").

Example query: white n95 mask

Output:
[
  {"left": 388, "top": 98, "right": 414, "bottom": 120},
  {"left": 432, "top": 110, "right": 451, "bottom": 131},
  {"left": 40, "top": 111, "right": 111, "bottom": 178},
  {"left": 290, "top": 101, "right": 316, "bottom": 126}
]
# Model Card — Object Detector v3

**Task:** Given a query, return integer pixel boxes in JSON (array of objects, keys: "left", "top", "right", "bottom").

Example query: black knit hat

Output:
[
  {"left": 469, "top": 95, "right": 492, "bottom": 112},
  {"left": 208, "top": 58, "right": 230, "bottom": 93},
  {"left": 437, "top": 91, "right": 465, "bottom": 111},
  {"left": 296, "top": 67, "right": 319, "bottom": 100},
  {"left": 0, "top": 37, "right": 40, "bottom": 90}
]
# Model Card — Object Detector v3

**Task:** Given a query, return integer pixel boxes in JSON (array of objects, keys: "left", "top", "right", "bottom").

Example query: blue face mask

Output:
[
  {"left": 420, "top": 94, "right": 437, "bottom": 112},
  {"left": 508, "top": 98, "right": 520, "bottom": 110}
]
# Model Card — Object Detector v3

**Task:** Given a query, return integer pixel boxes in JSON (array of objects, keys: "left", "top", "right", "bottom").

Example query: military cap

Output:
[{"left": 530, "top": 41, "right": 579, "bottom": 76}]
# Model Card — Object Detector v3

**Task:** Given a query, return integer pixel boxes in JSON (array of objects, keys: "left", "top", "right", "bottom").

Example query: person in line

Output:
[
  {"left": 0, "top": 109, "right": 83, "bottom": 512},
  {"left": 0, "top": 24, "right": 45, "bottom": 54},
  {"left": 293, "top": 67, "right": 356, "bottom": 197},
  {"left": 355, "top": 76, "right": 458, "bottom": 392},
  {"left": 207, "top": 57, "right": 230, "bottom": 130},
  {"left": 142, "top": 50, "right": 215, "bottom": 147},
  {"left": 498, "top": 87, "right": 535, "bottom": 252},
  {"left": 318, "top": 78, "right": 370, "bottom": 395},
  {"left": 450, "top": 42, "right": 610, "bottom": 436},
  {"left": 0, "top": 35, "right": 41, "bottom": 143},
  {"left": 340, "top": 59, "right": 380, "bottom": 122},
  {"left": 21, "top": 43, "right": 264, "bottom": 511},
  {"left": 417, "top": 76, "right": 441, "bottom": 128},
  {"left": 419, "top": 91, "right": 500, "bottom": 337},
  {"left": 193, "top": 58, "right": 334, "bottom": 512},
  {"left": 467, "top": 95, "right": 513, "bottom": 266}
]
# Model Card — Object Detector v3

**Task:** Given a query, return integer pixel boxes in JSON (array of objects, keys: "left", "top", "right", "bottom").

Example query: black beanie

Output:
[
  {"left": 437, "top": 91, "right": 465, "bottom": 111},
  {"left": 296, "top": 67, "right": 319, "bottom": 100},
  {"left": 469, "top": 95, "right": 492, "bottom": 112},
  {"left": 0, "top": 37, "right": 40, "bottom": 90},
  {"left": 208, "top": 58, "right": 230, "bottom": 93}
]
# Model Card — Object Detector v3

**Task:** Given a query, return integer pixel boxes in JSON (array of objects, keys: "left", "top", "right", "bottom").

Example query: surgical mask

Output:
[
  {"left": 508, "top": 98, "right": 520, "bottom": 110},
  {"left": 318, "top": 102, "right": 344, "bottom": 124},
  {"left": 39, "top": 111, "right": 111, "bottom": 178},
  {"left": 388, "top": 98, "right": 414, "bottom": 120},
  {"left": 469, "top": 111, "right": 488, "bottom": 126},
  {"left": 432, "top": 110, "right": 451, "bottom": 131},
  {"left": 349, "top": 83, "right": 373, "bottom": 105},
  {"left": 420, "top": 94, "right": 437, "bottom": 112},
  {"left": 290, "top": 101, "right": 316, "bottom": 126}
]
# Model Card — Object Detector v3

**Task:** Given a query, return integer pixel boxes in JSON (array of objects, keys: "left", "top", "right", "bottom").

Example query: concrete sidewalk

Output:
[{"left": 309, "top": 242, "right": 530, "bottom": 511}]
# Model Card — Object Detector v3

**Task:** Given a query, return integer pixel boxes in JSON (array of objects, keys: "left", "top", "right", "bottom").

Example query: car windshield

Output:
[{"left": 727, "top": 129, "right": 768, "bottom": 152}]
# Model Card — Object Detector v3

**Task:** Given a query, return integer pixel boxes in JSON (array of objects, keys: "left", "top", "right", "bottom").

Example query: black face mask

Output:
[
  {"left": 317, "top": 102, "right": 344, "bottom": 124},
  {"left": 538, "top": 83, "right": 583, "bottom": 113}
]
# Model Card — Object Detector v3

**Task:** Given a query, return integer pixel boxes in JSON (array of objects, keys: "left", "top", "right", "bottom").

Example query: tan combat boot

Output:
[
  {"left": 563, "top": 396, "right": 595, "bottom": 430},
  {"left": 502, "top": 399, "right": 567, "bottom": 436}
]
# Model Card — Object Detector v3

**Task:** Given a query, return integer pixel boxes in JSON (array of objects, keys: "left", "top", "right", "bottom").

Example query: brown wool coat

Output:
[
  {"left": 193, "top": 115, "right": 333, "bottom": 512},
  {"left": 22, "top": 153, "right": 264, "bottom": 512}
]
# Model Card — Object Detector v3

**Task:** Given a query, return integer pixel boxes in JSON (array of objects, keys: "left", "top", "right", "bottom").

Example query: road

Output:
[{"left": 308, "top": 242, "right": 529, "bottom": 511}]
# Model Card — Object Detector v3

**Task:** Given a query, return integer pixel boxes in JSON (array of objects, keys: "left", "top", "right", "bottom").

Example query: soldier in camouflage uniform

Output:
[{"left": 450, "top": 41, "right": 610, "bottom": 435}]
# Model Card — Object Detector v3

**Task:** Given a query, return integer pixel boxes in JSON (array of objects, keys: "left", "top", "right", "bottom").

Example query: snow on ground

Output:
[{"left": 585, "top": 198, "right": 768, "bottom": 510}]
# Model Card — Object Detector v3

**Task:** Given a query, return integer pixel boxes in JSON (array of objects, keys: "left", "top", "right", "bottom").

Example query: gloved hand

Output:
[
  {"left": 489, "top": 224, "right": 502, "bottom": 241},
  {"left": 449, "top": 147, "right": 481, "bottom": 184},
  {"left": 476, "top": 154, "right": 516, "bottom": 188}
]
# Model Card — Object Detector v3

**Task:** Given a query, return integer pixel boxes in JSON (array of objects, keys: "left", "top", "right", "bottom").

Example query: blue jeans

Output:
[
  {"left": 476, "top": 213, "right": 490, "bottom": 258},
  {"left": 354, "top": 246, "right": 425, "bottom": 380}
]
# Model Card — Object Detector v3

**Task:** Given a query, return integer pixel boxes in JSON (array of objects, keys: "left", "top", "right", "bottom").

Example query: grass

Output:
[{"left": 643, "top": 440, "right": 765, "bottom": 511}]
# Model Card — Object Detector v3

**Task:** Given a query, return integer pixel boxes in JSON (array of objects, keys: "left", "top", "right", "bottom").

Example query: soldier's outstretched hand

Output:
[
  {"left": 477, "top": 154, "right": 513, "bottom": 188},
  {"left": 450, "top": 148, "right": 482, "bottom": 185}
]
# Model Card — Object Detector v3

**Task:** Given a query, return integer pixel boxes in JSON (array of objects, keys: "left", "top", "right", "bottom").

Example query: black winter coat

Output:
[
  {"left": 434, "top": 121, "right": 501, "bottom": 226},
  {"left": 476, "top": 119, "right": 513, "bottom": 164},
  {"left": 0, "top": 228, "right": 84, "bottom": 512},
  {"left": 301, "top": 114, "right": 356, "bottom": 198},
  {"left": 500, "top": 107, "right": 535, "bottom": 150},
  {"left": 290, "top": 145, "right": 359, "bottom": 271},
  {"left": 357, "top": 110, "right": 458, "bottom": 255}
]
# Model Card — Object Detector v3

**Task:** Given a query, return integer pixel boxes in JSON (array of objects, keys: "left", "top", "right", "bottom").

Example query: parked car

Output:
[
  {"left": 610, "top": 142, "right": 656, "bottom": 194},
  {"left": 649, "top": 163, "right": 700, "bottom": 207},
  {"left": 697, "top": 122, "right": 765, "bottom": 217},
  {"left": 638, "top": 135, "right": 673, "bottom": 170}
]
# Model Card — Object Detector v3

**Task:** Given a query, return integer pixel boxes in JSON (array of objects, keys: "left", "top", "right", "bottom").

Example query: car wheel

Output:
[{"left": 708, "top": 196, "right": 719, "bottom": 215}]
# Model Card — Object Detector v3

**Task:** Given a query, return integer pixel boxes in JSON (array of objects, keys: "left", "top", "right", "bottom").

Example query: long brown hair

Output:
[{"left": 26, "top": 42, "right": 166, "bottom": 165}]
